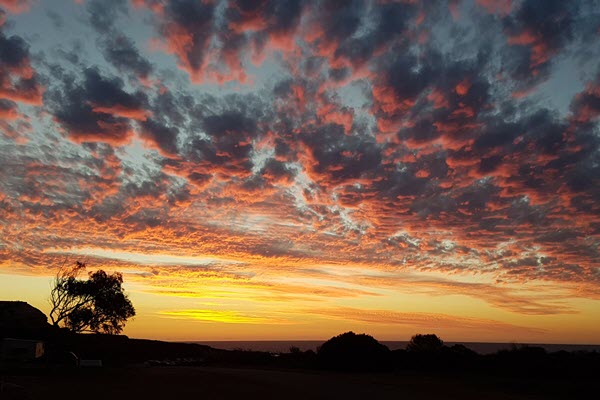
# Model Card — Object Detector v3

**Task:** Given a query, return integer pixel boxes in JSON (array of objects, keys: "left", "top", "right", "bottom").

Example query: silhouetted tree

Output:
[
  {"left": 49, "top": 261, "right": 135, "bottom": 334},
  {"left": 318, "top": 331, "right": 391, "bottom": 371},
  {"left": 406, "top": 334, "right": 444, "bottom": 353}
]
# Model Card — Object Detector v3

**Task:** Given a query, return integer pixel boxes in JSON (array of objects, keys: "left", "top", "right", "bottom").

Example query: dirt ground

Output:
[{"left": 2, "top": 366, "right": 594, "bottom": 400}]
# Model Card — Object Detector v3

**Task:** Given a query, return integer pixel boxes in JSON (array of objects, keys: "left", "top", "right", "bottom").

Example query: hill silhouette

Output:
[
  {"left": 0, "top": 301, "right": 51, "bottom": 339},
  {"left": 0, "top": 302, "right": 217, "bottom": 366}
]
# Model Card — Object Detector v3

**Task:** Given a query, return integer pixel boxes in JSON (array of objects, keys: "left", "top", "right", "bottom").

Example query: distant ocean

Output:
[{"left": 191, "top": 341, "right": 600, "bottom": 354}]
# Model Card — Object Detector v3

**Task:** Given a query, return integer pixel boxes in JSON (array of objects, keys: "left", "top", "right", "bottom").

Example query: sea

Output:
[{"left": 191, "top": 341, "right": 600, "bottom": 355}]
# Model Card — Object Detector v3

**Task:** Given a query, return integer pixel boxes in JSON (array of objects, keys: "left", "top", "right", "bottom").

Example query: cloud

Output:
[
  {"left": 86, "top": 0, "right": 154, "bottom": 83},
  {"left": 0, "top": 0, "right": 32, "bottom": 14},
  {"left": 86, "top": 0, "right": 128, "bottom": 33},
  {"left": 570, "top": 71, "right": 600, "bottom": 123},
  {"left": 0, "top": 98, "right": 19, "bottom": 119},
  {"left": 147, "top": 0, "right": 216, "bottom": 83},
  {"left": 1, "top": 0, "right": 600, "bottom": 339},
  {"left": 46, "top": 67, "right": 149, "bottom": 144},
  {"left": 100, "top": 34, "right": 153, "bottom": 81},
  {"left": 476, "top": 0, "right": 512, "bottom": 16},
  {"left": 502, "top": 0, "right": 586, "bottom": 93},
  {"left": 306, "top": 307, "right": 544, "bottom": 333},
  {"left": 159, "top": 309, "right": 285, "bottom": 324},
  {"left": 0, "top": 15, "right": 44, "bottom": 105}
]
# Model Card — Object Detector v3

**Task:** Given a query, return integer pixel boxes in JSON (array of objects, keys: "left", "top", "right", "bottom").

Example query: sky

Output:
[{"left": 1, "top": 0, "right": 599, "bottom": 344}]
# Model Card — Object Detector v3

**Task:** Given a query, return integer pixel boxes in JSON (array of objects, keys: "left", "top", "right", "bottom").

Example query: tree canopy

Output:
[
  {"left": 318, "top": 331, "right": 391, "bottom": 371},
  {"left": 406, "top": 334, "right": 444, "bottom": 353},
  {"left": 49, "top": 261, "right": 135, "bottom": 334}
]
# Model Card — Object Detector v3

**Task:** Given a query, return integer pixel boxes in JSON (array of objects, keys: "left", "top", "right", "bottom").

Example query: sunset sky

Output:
[{"left": 1, "top": 0, "right": 599, "bottom": 343}]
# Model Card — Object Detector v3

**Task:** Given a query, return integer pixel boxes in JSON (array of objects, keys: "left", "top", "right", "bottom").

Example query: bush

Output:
[
  {"left": 318, "top": 331, "right": 391, "bottom": 371},
  {"left": 406, "top": 334, "right": 444, "bottom": 353}
]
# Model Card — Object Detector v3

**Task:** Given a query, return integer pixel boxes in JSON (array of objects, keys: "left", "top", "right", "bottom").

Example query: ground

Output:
[{"left": 3, "top": 366, "right": 595, "bottom": 400}]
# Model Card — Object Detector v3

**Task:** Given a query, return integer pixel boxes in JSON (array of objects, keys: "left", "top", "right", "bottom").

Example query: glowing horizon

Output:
[{"left": 1, "top": 0, "right": 599, "bottom": 344}]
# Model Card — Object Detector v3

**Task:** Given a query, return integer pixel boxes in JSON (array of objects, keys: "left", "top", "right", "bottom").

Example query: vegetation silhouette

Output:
[
  {"left": 49, "top": 261, "right": 135, "bottom": 335},
  {"left": 2, "top": 301, "right": 600, "bottom": 400},
  {"left": 406, "top": 333, "right": 444, "bottom": 353},
  {"left": 317, "top": 331, "right": 392, "bottom": 371}
]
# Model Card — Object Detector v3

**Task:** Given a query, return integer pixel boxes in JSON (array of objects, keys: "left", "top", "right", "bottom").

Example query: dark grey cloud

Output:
[
  {"left": 86, "top": 0, "right": 128, "bottom": 33},
  {"left": 2, "top": 0, "right": 600, "bottom": 294},
  {"left": 302, "top": 122, "right": 381, "bottom": 184},
  {"left": 45, "top": 67, "right": 148, "bottom": 143},
  {"left": 161, "top": 0, "right": 216, "bottom": 76},
  {"left": 100, "top": 34, "right": 153, "bottom": 79},
  {"left": 0, "top": 12, "right": 43, "bottom": 105},
  {"left": 502, "top": 0, "right": 581, "bottom": 89},
  {"left": 0, "top": 97, "right": 16, "bottom": 113},
  {"left": 334, "top": 0, "right": 417, "bottom": 66}
]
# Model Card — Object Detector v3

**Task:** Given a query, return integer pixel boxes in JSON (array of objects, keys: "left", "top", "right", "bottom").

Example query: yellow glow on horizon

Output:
[
  {"left": 3, "top": 246, "right": 600, "bottom": 344},
  {"left": 159, "top": 309, "right": 283, "bottom": 324}
]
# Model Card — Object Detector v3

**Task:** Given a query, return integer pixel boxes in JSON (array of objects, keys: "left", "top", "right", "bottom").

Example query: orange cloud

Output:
[
  {"left": 0, "top": 0, "right": 32, "bottom": 13},
  {"left": 476, "top": 0, "right": 511, "bottom": 16},
  {"left": 306, "top": 307, "right": 544, "bottom": 333}
]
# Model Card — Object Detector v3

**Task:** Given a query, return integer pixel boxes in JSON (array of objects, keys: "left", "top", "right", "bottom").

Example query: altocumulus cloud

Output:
[{"left": 1, "top": 0, "right": 600, "bottom": 340}]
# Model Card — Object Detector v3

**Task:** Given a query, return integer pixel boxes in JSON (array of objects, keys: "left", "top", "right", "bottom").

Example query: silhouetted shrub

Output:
[
  {"left": 406, "top": 334, "right": 444, "bottom": 353},
  {"left": 277, "top": 348, "right": 317, "bottom": 369},
  {"left": 318, "top": 331, "right": 391, "bottom": 371},
  {"left": 489, "top": 344, "right": 549, "bottom": 377},
  {"left": 391, "top": 348, "right": 410, "bottom": 369},
  {"left": 447, "top": 344, "right": 476, "bottom": 356}
]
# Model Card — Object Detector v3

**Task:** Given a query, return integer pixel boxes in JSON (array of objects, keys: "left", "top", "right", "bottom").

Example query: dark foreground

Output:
[{"left": 3, "top": 366, "right": 595, "bottom": 400}]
